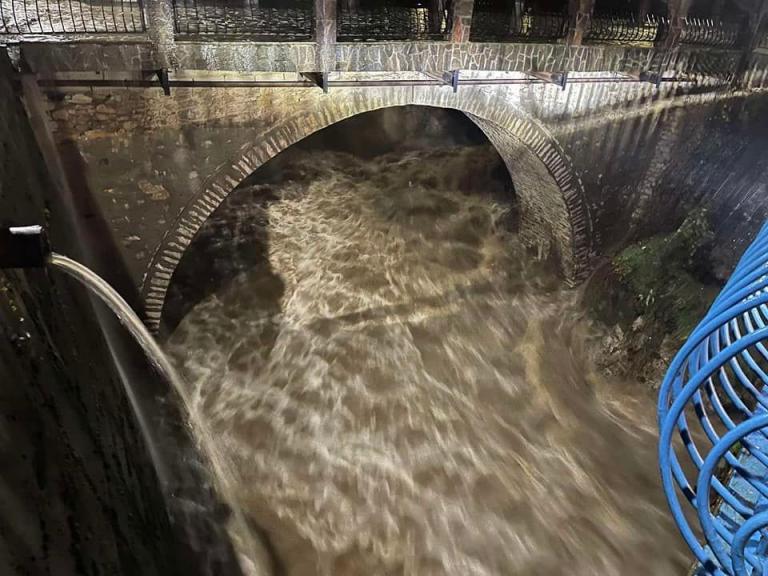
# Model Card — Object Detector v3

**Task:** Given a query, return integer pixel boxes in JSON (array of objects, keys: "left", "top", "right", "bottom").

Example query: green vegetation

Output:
[
  {"left": 613, "top": 209, "right": 719, "bottom": 343},
  {"left": 586, "top": 209, "right": 722, "bottom": 383}
]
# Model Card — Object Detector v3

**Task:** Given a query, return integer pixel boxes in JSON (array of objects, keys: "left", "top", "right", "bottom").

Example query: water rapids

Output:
[{"left": 166, "top": 142, "right": 688, "bottom": 576}]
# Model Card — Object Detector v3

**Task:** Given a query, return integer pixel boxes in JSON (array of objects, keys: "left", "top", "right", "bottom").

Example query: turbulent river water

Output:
[{"left": 166, "top": 141, "right": 689, "bottom": 576}]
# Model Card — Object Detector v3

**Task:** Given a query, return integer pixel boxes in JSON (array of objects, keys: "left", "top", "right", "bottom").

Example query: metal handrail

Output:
[
  {"left": 469, "top": 7, "right": 568, "bottom": 43},
  {"left": 585, "top": 11, "right": 661, "bottom": 45},
  {"left": 0, "top": 0, "right": 145, "bottom": 33},
  {"left": 659, "top": 221, "right": 768, "bottom": 576},
  {"left": 0, "top": 0, "right": 751, "bottom": 49},
  {"left": 337, "top": 1, "right": 448, "bottom": 42},
  {"left": 171, "top": 0, "right": 313, "bottom": 39},
  {"left": 468, "top": 4, "right": 745, "bottom": 49},
  {"left": 670, "top": 16, "right": 744, "bottom": 49}
]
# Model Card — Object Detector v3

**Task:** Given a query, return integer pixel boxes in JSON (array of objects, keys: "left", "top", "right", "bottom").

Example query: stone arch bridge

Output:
[
  {"left": 140, "top": 89, "right": 592, "bottom": 330},
  {"left": 32, "top": 75, "right": 768, "bottom": 333},
  {"left": 3, "top": 0, "right": 767, "bottom": 331}
]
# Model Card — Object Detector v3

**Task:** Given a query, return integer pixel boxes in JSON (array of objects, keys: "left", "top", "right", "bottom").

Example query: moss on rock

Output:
[{"left": 586, "top": 209, "right": 721, "bottom": 385}]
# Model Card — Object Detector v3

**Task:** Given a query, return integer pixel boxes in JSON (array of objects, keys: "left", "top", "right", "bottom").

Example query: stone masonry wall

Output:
[
  {"left": 471, "top": 114, "right": 578, "bottom": 276},
  {"left": 41, "top": 78, "right": 768, "bottom": 326},
  {"left": 22, "top": 40, "right": 749, "bottom": 79},
  {"left": 553, "top": 89, "right": 768, "bottom": 277}
]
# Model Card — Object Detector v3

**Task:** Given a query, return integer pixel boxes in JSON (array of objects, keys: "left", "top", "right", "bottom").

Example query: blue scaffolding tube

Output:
[{"left": 659, "top": 220, "right": 768, "bottom": 576}]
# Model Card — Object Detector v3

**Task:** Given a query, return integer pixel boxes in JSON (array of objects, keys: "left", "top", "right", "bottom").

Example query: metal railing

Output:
[
  {"left": 586, "top": 12, "right": 661, "bottom": 45},
  {"left": 659, "top": 221, "right": 768, "bottom": 576},
  {"left": 171, "top": 0, "right": 313, "bottom": 39},
  {"left": 337, "top": 1, "right": 449, "bottom": 42},
  {"left": 469, "top": 5, "right": 567, "bottom": 43},
  {"left": 469, "top": 5, "right": 745, "bottom": 49},
  {"left": 0, "top": 0, "right": 752, "bottom": 51},
  {"left": 674, "top": 16, "right": 743, "bottom": 49},
  {"left": 0, "top": 0, "right": 145, "bottom": 33}
]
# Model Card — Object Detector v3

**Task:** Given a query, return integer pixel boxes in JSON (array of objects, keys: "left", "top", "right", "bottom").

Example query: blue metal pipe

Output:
[{"left": 659, "top": 221, "right": 768, "bottom": 575}]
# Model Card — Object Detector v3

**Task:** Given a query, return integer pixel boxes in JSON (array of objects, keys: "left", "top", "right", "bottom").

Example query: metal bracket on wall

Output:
[
  {"left": 449, "top": 70, "right": 460, "bottom": 92},
  {"left": 528, "top": 71, "right": 568, "bottom": 90},
  {"left": 623, "top": 71, "right": 662, "bottom": 88},
  {"left": 141, "top": 69, "right": 171, "bottom": 95},
  {"left": 301, "top": 72, "right": 329, "bottom": 93},
  {"left": 423, "top": 70, "right": 460, "bottom": 93},
  {"left": 155, "top": 68, "right": 171, "bottom": 96}
]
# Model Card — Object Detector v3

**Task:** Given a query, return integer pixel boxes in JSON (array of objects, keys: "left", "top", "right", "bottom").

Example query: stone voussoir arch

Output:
[{"left": 141, "top": 87, "right": 592, "bottom": 332}]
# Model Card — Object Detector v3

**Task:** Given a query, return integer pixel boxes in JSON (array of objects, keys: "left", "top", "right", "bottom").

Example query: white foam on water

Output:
[{"left": 167, "top": 147, "right": 689, "bottom": 576}]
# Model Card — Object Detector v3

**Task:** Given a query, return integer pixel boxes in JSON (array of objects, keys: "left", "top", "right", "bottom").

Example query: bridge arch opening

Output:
[
  {"left": 162, "top": 106, "right": 525, "bottom": 332},
  {"left": 160, "top": 103, "right": 682, "bottom": 575},
  {"left": 143, "top": 95, "right": 591, "bottom": 332}
]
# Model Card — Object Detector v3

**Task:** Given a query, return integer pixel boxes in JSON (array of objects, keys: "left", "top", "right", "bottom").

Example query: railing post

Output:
[
  {"left": 145, "top": 0, "right": 178, "bottom": 69},
  {"left": 566, "top": 0, "right": 595, "bottom": 46},
  {"left": 509, "top": 0, "right": 524, "bottom": 35},
  {"left": 659, "top": 0, "right": 692, "bottom": 49},
  {"left": 429, "top": 0, "right": 447, "bottom": 36},
  {"left": 448, "top": 0, "right": 475, "bottom": 43},
  {"left": 315, "top": 0, "right": 337, "bottom": 76}
]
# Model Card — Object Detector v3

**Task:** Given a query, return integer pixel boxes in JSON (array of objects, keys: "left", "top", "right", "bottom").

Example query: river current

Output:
[{"left": 166, "top": 142, "right": 689, "bottom": 576}]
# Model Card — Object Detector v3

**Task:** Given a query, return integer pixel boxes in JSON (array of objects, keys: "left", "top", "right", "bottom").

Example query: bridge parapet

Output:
[
  {"left": 1, "top": 0, "right": 763, "bottom": 86},
  {"left": 659, "top": 221, "right": 768, "bottom": 575},
  {"left": 14, "top": 39, "right": 747, "bottom": 83},
  {"left": 0, "top": 0, "right": 753, "bottom": 48}
]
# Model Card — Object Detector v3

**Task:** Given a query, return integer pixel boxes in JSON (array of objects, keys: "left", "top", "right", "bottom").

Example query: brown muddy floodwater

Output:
[{"left": 166, "top": 144, "right": 689, "bottom": 576}]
